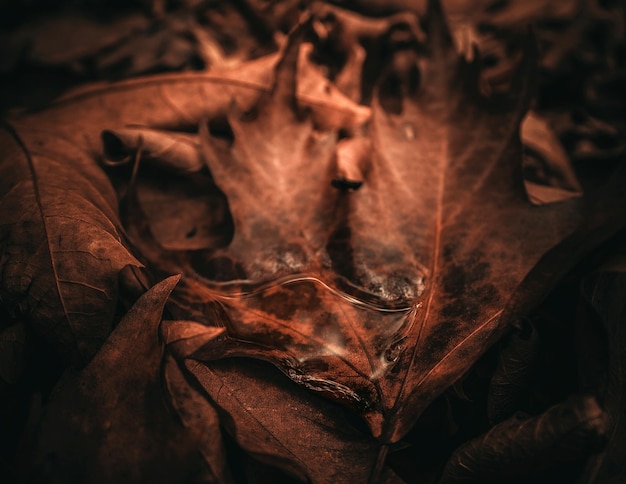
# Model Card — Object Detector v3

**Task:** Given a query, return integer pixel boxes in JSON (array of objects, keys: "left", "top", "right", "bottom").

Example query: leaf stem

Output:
[{"left": 368, "top": 444, "right": 389, "bottom": 484}]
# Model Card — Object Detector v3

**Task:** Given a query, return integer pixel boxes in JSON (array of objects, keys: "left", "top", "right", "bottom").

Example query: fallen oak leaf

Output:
[
  {"left": 184, "top": 1, "right": 625, "bottom": 448},
  {"left": 198, "top": 21, "right": 344, "bottom": 280},
  {"left": 0, "top": 22, "right": 370, "bottom": 364}
]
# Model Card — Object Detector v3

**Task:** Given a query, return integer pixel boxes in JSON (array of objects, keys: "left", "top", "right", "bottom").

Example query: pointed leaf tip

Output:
[
  {"left": 270, "top": 16, "right": 314, "bottom": 112},
  {"left": 162, "top": 320, "right": 225, "bottom": 359},
  {"left": 126, "top": 274, "right": 181, "bottom": 326},
  {"left": 425, "top": 0, "right": 454, "bottom": 53}
]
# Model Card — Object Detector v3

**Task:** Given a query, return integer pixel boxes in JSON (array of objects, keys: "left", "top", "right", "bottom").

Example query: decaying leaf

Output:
[
  {"left": 580, "top": 253, "right": 626, "bottom": 483},
  {"left": 0, "top": 21, "right": 369, "bottom": 364},
  {"left": 161, "top": 314, "right": 403, "bottom": 482},
  {"left": 440, "top": 394, "right": 608, "bottom": 483},
  {"left": 22, "top": 275, "right": 230, "bottom": 483},
  {"left": 487, "top": 320, "right": 539, "bottom": 424},
  {"left": 163, "top": 353, "right": 233, "bottom": 483},
  {"left": 184, "top": 358, "right": 403, "bottom": 483},
  {"left": 183, "top": 1, "right": 604, "bottom": 444},
  {"left": 101, "top": 127, "right": 204, "bottom": 173},
  {"left": 1, "top": 0, "right": 624, "bottom": 481},
  {"left": 0, "top": 123, "right": 141, "bottom": 364}
]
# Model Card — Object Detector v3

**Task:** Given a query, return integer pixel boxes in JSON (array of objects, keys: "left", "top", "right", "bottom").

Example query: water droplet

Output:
[
  {"left": 385, "top": 338, "right": 406, "bottom": 363},
  {"left": 403, "top": 123, "right": 415, "bottom": 140}
]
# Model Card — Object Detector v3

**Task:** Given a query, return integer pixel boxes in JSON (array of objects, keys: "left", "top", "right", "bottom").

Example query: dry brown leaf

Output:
[
  {"left": 132, "top": 171, "right": 231, "bottom": 251},
  {"left": 440, "top": 395, "right": 608, "bottom": 482},
  {"left": 101, "top": 127, "right": 203, "bottom": 173},
  {"left": 0, "top": 124, "right": 141, "bottom": 364},
  {"left": 181, "top": 3, "right": 621, "bottom": 446},
  {"left": 164, "top": 352, "right": 233, "bottom": 483},
  {"left": 184, "top": 358, "right": 404, "bottom": 483},
  {"left": 580, "top": 253, "right": 626, "bottom": 483},
  {"left": 0, "top": 24, "right": 370, "bottom": 364},
  {"left": 22, "top": 275, "right": 229, "bottom": 483}
]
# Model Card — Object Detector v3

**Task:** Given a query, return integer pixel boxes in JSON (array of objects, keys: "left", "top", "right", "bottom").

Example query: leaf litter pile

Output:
[{"left": 1, "top": 0, "right": 626, "bottom": 482}]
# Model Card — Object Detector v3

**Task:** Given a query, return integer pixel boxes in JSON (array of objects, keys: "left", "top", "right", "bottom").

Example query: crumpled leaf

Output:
[
  {"left": 161, "top": 313, "right": 402, "bottom": 482},
  {"left": 580, "top": 252, "right": 626, "bottom": 483},
  {"left": 439, "top": 394, "right": 608, "bottom": 483},
  {"left": 0, "top": 21, "right": 370, "bottom": 364},
  {"left": 0, "top": 123, "right": 141, "bottom": 364},
  {"left": 307, "top": 3, "right": 585, "bottom": 205},
  {"left": 487, "top": 320, "right": 540, "bottom": 424},
  {"left": 101, "top": 127, "right": 204, "bottom": 173},
  {"left": 22, "top": 275, "right": 229, "bottom": 483},
  {"left": 308, "top": 2, "right": 425, "bottom": 103},
  {"left": 187, "top": 1, "right": 607, "bottom": 444}
]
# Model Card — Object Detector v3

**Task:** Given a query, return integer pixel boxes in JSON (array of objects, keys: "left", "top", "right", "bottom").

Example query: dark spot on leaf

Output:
[
  {"left": 101, "top": 130, "right": 130, "bottom": 161},
  {"left": 443, "top": 242, "right": 458, "bottom": 261},
  {"left": 327, "top": 224, "right": 355, "bottom": 281},
  {"left": 443, "top": 264, "right": 466, "bottom": 295},
  {"left": 332, "top": 177, "right": 362, "bottom": 191},
  {"left": 208, "top": 116, "right": 234, "bottom": 145},
  {"left": 425, "top": 320, "right": 462, "bottom": 361}
]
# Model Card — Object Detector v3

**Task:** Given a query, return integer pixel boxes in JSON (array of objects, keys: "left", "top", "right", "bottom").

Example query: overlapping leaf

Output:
[
  {"left": 580, "top": 252, "right": 626, "bottom": 483},
  {"left": 0, "top": 34, "right": 367, "bottom": 365},
  {"left": 23, "top": 276, "right": 231, "bottom": 483},
  {"left": 185, "top": 1, "right": 605, "bottom": 444},
  {"left": 2, "top": 1, "right": 624, "bottom": 482},
  {"left": 0, "top": 123, "right": 140, "bottom": 364}
]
